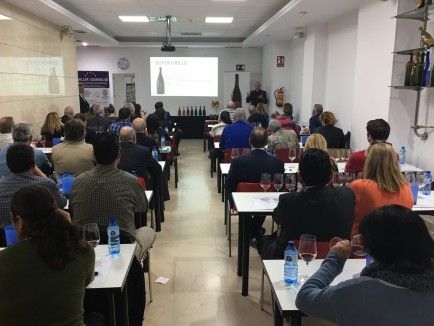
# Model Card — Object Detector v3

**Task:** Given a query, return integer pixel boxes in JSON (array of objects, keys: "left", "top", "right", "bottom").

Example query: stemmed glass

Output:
[
  {"left": 343, "top": 172, "right": 354, "bottom": 186},
  {"left": 285, "top": 174, "right": 296, "bottom": 192},
  {"left": 329, "top": 235, "right": 368, "bottom": 257},
  {"left": 340, "top": 149, "right": 349, "bottom": 163},
  {"left": 333, "top": 173, "right": 344, "bottom": 187},
  {"left": 288, "top": 148, "right": 297, "bottom": 163},
  {"left": 273, "top": 173, "right": 283, "bottom": 192},
  {"left": 416, "top": 172, "right": 426, "bottom": 191},
  {"left": 260, "top": 173, "right": 271, "bottom": 199},
  {"left": 231, "top": 149, "right": 240, "bottom": 161},
  {"left": 298, "top": 234, "right": 317, "bottom": 284},
  {"left": 83, "top": 223, "right": 100, "bottom": 248}
]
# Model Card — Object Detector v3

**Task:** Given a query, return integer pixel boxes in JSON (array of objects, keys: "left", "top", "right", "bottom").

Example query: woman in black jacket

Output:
[{"left": 315, "top": 111, "right": 345, "bottom": 148}]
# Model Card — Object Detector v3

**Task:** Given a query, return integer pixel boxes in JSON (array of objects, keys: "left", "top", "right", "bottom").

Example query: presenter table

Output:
[{"left": 172, "top": 115, "right": 210, "bottom": 139}]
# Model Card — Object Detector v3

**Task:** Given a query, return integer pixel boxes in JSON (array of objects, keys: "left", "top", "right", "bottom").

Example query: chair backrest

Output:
[
  {"left": 223, "top": 148, "right": 251, "bottom": 163},
  {"left": 274, "top": 148, "right": 302, "bottom": 163},
  {"left": 236, "top": 182, "right": 274, "bottom": 192},
  {"left": 204, "top": 120, "right": 218, "bottom": 134},
  {"left": 213, "top": 135, "right": 221, "bottom": 142}
]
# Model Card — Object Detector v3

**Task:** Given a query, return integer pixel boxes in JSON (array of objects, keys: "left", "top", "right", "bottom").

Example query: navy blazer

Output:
[{"left": 226, "top": 149, "right": 284, "bottom": 206}]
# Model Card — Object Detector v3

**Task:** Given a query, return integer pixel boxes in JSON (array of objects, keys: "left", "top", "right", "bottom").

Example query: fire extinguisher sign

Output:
[{"left": 277, "top": 56, "right": 285, "bottom": 67}]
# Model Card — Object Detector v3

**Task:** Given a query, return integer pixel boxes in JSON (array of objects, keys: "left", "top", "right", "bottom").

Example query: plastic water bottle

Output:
[
  {"left": 160, "top": 136, "right": 166, "bottom": 149},
  {"left": 423, "top": 171, "right": 432, "bottom": 195},
  {"left": 284, "top": 241, "right": 298, "bottom": 286},
  {"left": 107, "top": 217, "right": 120, "bottom": 256},
  {"left": 399, "top": 146, "right": 406, "bottom": 165},
  {"left": 152, "top": 146, "right": 159, "bottom": 161}
]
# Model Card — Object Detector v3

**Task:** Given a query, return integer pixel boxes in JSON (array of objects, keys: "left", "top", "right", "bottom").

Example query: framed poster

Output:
[
  {"left": 277, "top": 56, "right": 285, "bottom": 68},
  {"left": 78, "top": 71, "right": 110, "bottom": 107}
]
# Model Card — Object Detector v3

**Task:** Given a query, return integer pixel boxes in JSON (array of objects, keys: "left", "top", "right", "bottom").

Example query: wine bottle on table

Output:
[
  {"left": 199, "top": 106, "right": 202, "bottom": 116},
  {"left": 186, "top": 107, "right": 190, "bottom": 116},
  {"left": 178, "top": 106, "right": 181, "bottom": 116},
  {"left": 190, "top": 107, "right": 194, "bottom": 116},
  {"left": 405, "top": 53, "right": 414, "bottom": 86},
  {"left": 194, "top": 106, "right": 198, "bottom": 116},
  {"left": 203, "top": 106, "right": 207, "bottom": 116},
  {"left": 231, "top": 74, "right": 242, "bottom": 104},
  {"left": 182, "top": 106, "right": 186, "bottom": 116},
  {"left": 157, "top": 67, "right": 165, "bottom": 94},
  {"left": 422, "top": 50, "right": 431, "bottom": 86}
]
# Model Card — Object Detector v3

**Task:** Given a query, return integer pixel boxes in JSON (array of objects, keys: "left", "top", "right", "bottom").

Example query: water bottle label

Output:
[{"left": 285, "top": 255, "right": 296, "bottom": 263}]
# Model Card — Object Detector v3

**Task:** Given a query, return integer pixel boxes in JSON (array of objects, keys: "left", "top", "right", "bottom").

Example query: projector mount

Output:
[{"left": 161, "top": 16, "right": 176, "bottom": 52}]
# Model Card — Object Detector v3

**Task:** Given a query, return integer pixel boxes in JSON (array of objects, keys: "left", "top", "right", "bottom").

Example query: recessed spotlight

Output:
[
  {"left": 119, "top": 16, "right": 149, "bottom": 23},
  {"left": 0, "top": 14, "right": 12, "bottom": 20},
  {"left": 298, "top": 11, "right": 308, "bottom": 16},
  {"left": 81, "top": 42, "right": 88, "bottom": 46},
  {"left": 205, "top": 17, "right": 233, "bottom": 24}
]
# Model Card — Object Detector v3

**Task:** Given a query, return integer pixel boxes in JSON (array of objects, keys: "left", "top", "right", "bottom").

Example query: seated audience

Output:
[
  {"left": 61, "top": 106, "right": 74, "bottom": 124},
  {"left": 221, "top": 101, "right": 236, "bottom": 120},
  {"left": 345, "top": 119, "right": 390, "bottom": 174},
  {"left": 132, "top": 118, "right": 158, "bottom": 150},
  {"left": 209, "top": 110, "right": 232, "bottom": 138},
  {"left": 74, "top": 113, "right": 95, "bottom": 144},
  {"left": 106, "top": 104, "right": 119, "bottom": 123},
  {"left": 315, "top": 111, "right": 345, "bottom": 148},
  {"left": 0, "top": 144, "right": 66, "bottom": 230},
  {"left": 0, "top": 123, "right": 52, "bottom": 177},
  {"left": 52, "top": 119, "right": 94, "bottom": 175},
  {"left": 296, "top": 205, "right": 434, "bottom": 326},
  {"left": 154, "top": 102, "right": 182, "bottom": 153},
  {"left": 226, "top": 128, "right": 284, "bottom": 250},
  {"left": 132, "top": 103, "right": 143, "bottom": 121},
  {"left": 304, "top": 134, "right": 338, "bottom": 173},
  {"left": 282, "top": 102, "right": 294, "bottom": 120},
  {"left": 41, "top": 112, "right": 64, "bottom": 143},
  {"left": 86, "top": 103, "right": 111, "bottom": 135},
  {"left": 309, "top": 104, "right": 323, "bottom": 132},
  {"left": 108, "top": 107, "right": 132, "bottom": 135},
  {"left": 349, "top": 142, "right": 413, "bottom": 235},
  {"left": 0, "top": 185, "right": 95, "bottom": 325},
  {"left": 267, "top": 119, "right": 299, "bottom": 152},
  {"left": 219, "top": 108, "right": 253, "bottom": 150},
  {"left": 270, "top": 111, "right": 295, "bottom": 129},
  {"left": 146, "top": 113, "right": 169, "bottom": 141},
  {"left": 0, "top": 116, "right": 14, "bottom": 149},
  {"left": 264, "top": 149, "right": 354, "bottom": 259},
  {"left": 248, "top": 103, "right": 269, "bottom": 128}
]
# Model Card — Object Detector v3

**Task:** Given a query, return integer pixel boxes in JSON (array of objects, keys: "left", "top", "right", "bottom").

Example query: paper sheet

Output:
[
  {"left": 155, "top": 276, "right": 170, "bottom": 284},
  {"left": 252, "top": 197, "right": 279, "bottom": 210}
]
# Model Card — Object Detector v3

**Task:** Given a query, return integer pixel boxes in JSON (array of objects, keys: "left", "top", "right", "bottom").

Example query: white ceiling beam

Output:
[{"left": 38, "top": 0, "right": 119, "bottom": 45}]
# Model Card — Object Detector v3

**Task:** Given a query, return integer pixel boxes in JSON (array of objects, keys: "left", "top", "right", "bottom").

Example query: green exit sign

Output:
[{"left": 236, "top": 64, "right": 245, "bottom": 71}]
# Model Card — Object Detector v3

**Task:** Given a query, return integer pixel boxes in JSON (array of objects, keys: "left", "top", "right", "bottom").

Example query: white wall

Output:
[{"left": 76, "top": 47, "right": 262, "bottom": 115}]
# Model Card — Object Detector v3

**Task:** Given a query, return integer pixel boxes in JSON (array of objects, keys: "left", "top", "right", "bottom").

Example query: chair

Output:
[
  {"left": 203, "top": 119, "right": 218, "bottom": 152},
  {"left": 274, "top": 148, "right": 302, "bottom": 163},
  {"left": 223, "top": 148, "right": 251, "bottom": 163},
  {"left": 134, "top": 226, "right": 156, "bottom": 303},
  {"left": 210, "top": 135, "right": 221, "bottom": 178},
  {"left": 165, "top": 140, "right": 178, "bottom": 188}
]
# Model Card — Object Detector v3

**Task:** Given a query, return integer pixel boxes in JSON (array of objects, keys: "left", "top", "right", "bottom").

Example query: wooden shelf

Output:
[
  {"left": 394, "top": 5, "right": 431, "bottom": 21},
  {"left": 393, "top": 48, "right": 427, "bottom": 55}
]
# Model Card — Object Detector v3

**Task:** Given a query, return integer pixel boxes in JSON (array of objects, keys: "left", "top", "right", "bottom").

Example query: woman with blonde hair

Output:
[
  {"left": 315, "top": 111, "right": 345, "bottom": 148},
  {"left": 349, "top": 142, "right": 413, "bottom": 235},
  {"left": 41, "top": 112, "right": 63, "bottom": 142},
  {"left": 304, "top": 134, "right": 338, "bottom": 173}
]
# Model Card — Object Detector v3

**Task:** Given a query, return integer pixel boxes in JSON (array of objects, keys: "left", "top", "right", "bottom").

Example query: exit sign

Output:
[{"left": 236, "top": 64, "right": 245, "bottom": 71}]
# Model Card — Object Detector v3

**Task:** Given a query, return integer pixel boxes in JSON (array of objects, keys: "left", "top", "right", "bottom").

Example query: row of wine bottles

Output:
[
  {"left": 404, "top": 50, "right": 433, "bottom": 87},
  {"left": 177, "top": 105, "right": 207, "bottom": 116}
]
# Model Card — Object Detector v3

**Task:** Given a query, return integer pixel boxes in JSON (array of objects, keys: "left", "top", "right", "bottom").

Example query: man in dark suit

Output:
[
  {"left": 226, "top": 128, "right": 284, "bottom": 249},
  {"left": 79, "top": 84, "right": 90, "bottom": 114},
  {"left": 246, "top": 81, "right": 268, "bottom": 106},
  {"left": 132, "top": 118, "right": 158, "bottom": 150},
  {"left": 86, "top": 104, "right": 111, "bottom": 135}
]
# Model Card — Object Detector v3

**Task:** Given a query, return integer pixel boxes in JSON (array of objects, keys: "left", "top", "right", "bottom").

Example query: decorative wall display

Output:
[
  {"left": 78, "top": 71, "right": 110, "bottom": 107},
  {"left": 277, "top": 56, "right": 285, "bottom": 67}
]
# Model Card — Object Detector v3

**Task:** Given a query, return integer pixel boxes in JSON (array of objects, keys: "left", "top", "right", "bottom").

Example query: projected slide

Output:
[{"left": 150, "top": 57, "right": 218, "bottom": 97}]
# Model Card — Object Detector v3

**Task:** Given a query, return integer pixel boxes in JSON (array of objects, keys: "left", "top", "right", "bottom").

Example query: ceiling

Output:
[{"left": 4, "top": 0, "right": 360, "bottom": 47}]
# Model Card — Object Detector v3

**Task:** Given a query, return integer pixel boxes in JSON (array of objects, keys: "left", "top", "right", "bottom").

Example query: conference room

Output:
[{"left": 0, "top": 0, "right": 433, "bottom": 325}]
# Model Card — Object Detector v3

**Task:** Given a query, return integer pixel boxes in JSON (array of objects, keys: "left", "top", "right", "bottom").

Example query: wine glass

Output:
[
  {"left": 333, "top": 173, "right": 344, "bottom": 187},
  {"left": 273, "top": 173, "right": 283, "bottom": 192},
  {"left": 83, "top": 223, "right": 100, "bottom": 248},
  {"left": 231, "top": 148, "right": 240, "bottom": 160},
  {"left": 343, "top": 172, "right": 354, "bottom": 186},
  {"left": 260, "top": 173, "right": 271, "bottom": 198},
  {"left": 288, "top": 148, "right": 297, "bottom": 162},
  {"left": 329, "top": 236, "right": 343, "bottom": 249},
  {"left": 298, "top": 234, "right": 317, "bottom": 283},
  {"left": 351, "top": 234, "right": 368, "bottom": 257},
  {"left": 416, "top": 172, "right": 426, "bottom": 191},
  {"left": 340, "top": 149, "right": 350, "bottom": 163},
  {"left": 285, "top": 174, "right": 296, "bottom": 192}
]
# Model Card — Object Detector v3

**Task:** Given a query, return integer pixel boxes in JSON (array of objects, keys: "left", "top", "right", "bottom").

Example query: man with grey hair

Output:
[
  {"left": 267, "top": 119, "right": 299, "bottom": 152},
  {"left": 222, "top": 101, "right": 236, "bottom": 120},
  {"left": 61, "top": 106, "right": 74, "bottom": 124},
  {"left": 0, "top": 123, "right": 52, "bottom": 177},
  {"left": 246, "top": 81, "right": 268, "bottom": 106},
  {"left": 87, "top": 103, "right": 111, "bottom": 135},
  {"left": 132, "top": 118, "right": 158, "bottom": 150},
  {"left": 309, "top": 103, "right": 324, "bottom": 132},
  {"left": 219, "top": 108, "right": 253, "bottom": 150}
]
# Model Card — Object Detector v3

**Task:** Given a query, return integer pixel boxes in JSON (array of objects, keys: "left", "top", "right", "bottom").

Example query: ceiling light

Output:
[
  {"left": 119, "top": 16, "right": 149, "bottom": 23},
  {"left": 205, "top": 17, "right": 233, "bottom": 24},
  {"left": 298, "top": 11, "right": 307, "bottom": 16},
  {"left": 0, "top": 14, "right": 12, "bottom": 20},
  {"left": 81, "top": 42, "right": 88, "bottom": 46}
]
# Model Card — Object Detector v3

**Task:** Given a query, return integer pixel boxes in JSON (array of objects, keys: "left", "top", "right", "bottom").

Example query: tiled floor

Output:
[{"left": 145, "top": 140, "right": 333, "bottom": 326}]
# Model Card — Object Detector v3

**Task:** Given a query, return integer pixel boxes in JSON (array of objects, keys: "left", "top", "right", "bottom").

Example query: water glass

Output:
[{"left": 410, "top": 182, "right": 419, "bottom": 205}]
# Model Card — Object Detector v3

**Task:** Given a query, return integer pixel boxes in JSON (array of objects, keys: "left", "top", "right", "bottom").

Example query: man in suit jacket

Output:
[
  {"left": 219, "top": 108, "right": 253, "bottom": 150},
  {"left": 79, "top": 84, "right": 90, "bottom": 114},
  {"left": 132, "top": 118, "right": 158, "bottom": 150},
  {"left": 86, "top": 104, "right": 111, "bottom": 135},
  {"left": 226, "top": 128, "right": 284, "bottom": 249}
]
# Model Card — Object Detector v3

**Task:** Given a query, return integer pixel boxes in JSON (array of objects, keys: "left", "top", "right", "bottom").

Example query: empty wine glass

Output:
[
  {"left": 288, "top": 148, "right": 297, "bottom": 162},
  {"left": 260, "top": 173, "right": 271, "bottom": 198},
  {"left": 83, "top": 223, "right": 100, "bottom": 248},
  {"left": 231, "top": 148, "right": 240, "bottom": 160},
  {"left": 273, "top": 173, "right": 283, "bottom": 192},
  {"left": 351, "top": 234, "right": 368, "bottom": 257},
  {"left": 285, "top": 174, "right": 296, "bottom": 192},
  {"left": 298, "top": 234, "right": 317, "bottom": 284}
]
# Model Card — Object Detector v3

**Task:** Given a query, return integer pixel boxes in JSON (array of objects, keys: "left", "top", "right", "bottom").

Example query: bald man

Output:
[
  {"left": 246, "top": 81, "right": 268, "bottom": 107},
  {"left": 132, "top": 118, "right": 158, "bottom": 150},
  {"left": 61, "top": 106, "right": 75, "bottom": 124},
  {"left": 222, "top": 101, "right": 236, "bottom": 120}
]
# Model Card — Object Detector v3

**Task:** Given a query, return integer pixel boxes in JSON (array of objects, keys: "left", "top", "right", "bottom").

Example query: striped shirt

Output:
[
  {"left": 107, "top": 120, "right": 132, "bottom": 136},
  {"left": 70, "top": 164, "right": 147, "bottom": 236}
]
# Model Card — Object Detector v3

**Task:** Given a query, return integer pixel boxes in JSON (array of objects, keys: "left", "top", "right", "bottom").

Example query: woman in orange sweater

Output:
[{"left": 349, "top": 142, "right": 413, "bottom": 235}]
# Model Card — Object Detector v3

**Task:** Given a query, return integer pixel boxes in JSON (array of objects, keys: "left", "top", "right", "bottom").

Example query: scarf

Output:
[{"left": 361, "top": 261, "right": 434, "bottom": 292}]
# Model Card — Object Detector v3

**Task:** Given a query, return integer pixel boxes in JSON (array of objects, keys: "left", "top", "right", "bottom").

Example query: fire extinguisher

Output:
[{"left": 274, "top": 87, "right": 285, "bottom": 107}]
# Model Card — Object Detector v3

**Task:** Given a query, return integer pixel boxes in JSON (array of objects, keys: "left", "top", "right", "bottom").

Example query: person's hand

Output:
[
  {"left": 230, "top": 208, "right": 238, "bottom": 215},
  {"left": 330, "top": 240, "right": 351, "bottom": 259},
  {"left": 32, "top": 166, "right": 47, "bottom": 178},
  {"left": 56, "top": 209, "right": 71, "bottom": 223}
]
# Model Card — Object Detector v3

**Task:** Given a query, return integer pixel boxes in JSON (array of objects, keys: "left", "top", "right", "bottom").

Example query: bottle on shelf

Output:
[
  {"left": 405, "top": 53, "right": 414, "bottom": 86},
  {"left": 231, "top": 74, "right": 242, "bottom": 104},
  {"left": 182, "top": 106, "right": 186, "bottom": 116},
  {"left": 194, "top": 106, "right": 198, "bottom": 116},
  {"left": 410, "top": 54, "right": 421, "bottom": 86},
  {"left": 422, "top": 50, "right": 431, "bottom": 86},
  {"left": 190, "top": 107, "right": 194, "bottom": 116},
  {"left": 423, "top": 171, "right": 432, "bottom": 195},
  {"left": 399, "top": 146, "right": 406, "bottom": 165},
  {"left": 186, "top": 107, "right": 190, "bottom": 116},
  {"left": 203, "top": 106, "right": 207, "bottom": 116},
  {"left": 284, "top": 241, "right": 298, "bottom": 286},
  {"left": 178, "top": 106, "right": 181, "bottom": 116},
  {"left": 157, "top": 67, "right": 165, "bottom": 94},
  {"left": 107, "top": 217, "right": 120, "bottom": 256},
  {"left": 198, "top": 106, "right": 202, "bottom": 116}
]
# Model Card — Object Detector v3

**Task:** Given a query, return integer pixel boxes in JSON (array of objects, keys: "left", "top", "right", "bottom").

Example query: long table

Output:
[{"left": 263, "top": 259, "right": 366, "bottom": 326}]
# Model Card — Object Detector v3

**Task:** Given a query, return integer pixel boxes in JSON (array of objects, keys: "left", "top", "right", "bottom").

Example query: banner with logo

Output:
[{"left": 78, "top": 71, "right": 110, "bottom": 107}]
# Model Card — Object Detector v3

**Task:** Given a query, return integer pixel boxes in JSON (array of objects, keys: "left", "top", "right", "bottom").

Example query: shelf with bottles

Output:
[
  {"left": 394, "top": 3, "right": 433, "bottom": 21},
  {"left": 177, "top": 105, "right": 207, "bottom": 117}
]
